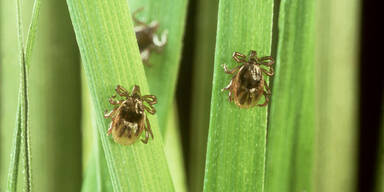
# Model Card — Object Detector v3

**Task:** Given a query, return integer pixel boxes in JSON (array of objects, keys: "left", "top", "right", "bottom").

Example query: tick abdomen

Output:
[
  {"left": 234, "top": 67, "right": 264, "bottom": 107},
  {"left": 135, "top": 28, "right": 154, "bottom": 51}
]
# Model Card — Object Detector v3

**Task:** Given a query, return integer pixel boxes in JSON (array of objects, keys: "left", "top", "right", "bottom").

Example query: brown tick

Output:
[
  {"left": 104, "top": 85, "right": 157, "bottom": 145},
  {"left": 133, "top": 8, "right": 168, "bottom": 65},
  {"left": 222, "top": 50, "right": 275, "bottom": 108}
]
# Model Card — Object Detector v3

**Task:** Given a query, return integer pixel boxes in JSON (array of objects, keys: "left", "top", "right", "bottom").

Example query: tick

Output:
[
  {"left": 133, "top": 8, "right": 168, "bottom": 65},
  {"left": 104, "top": 85, "right": 157, "bottom": 145},
  {"left": 222, "top": 50, "right": 275, "bottom": 108}
]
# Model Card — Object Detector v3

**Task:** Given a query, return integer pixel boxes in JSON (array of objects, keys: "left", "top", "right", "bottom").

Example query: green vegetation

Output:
[
  {"left": 7, "top": 0, "right": 40, "bottom": 191},
  {"left": 65, "top": 0, "right": 173, "bottom": 191},
  {"left": 203, "top": 0, "right": 274, "bottom": 191},
  {"left": 0, "top": 0, "right": 19, "bottom": 190},
  {"left": 164, "top": 104, "right": 187, "bottom": 192},
  {"left": 128, "top": 0, "right": 188, "bottom": 135},
  {"left": 264, "top": 0, "right": 315, "bottom": 191},
  {"left": 0, "top": 0, "right": 374, "bottom": 192},
  {"left": 315, "top": 0, "right": 360, "bottom": 191},
  {"left": 188, "top": 0, "right": 218, "bottom": 191}
]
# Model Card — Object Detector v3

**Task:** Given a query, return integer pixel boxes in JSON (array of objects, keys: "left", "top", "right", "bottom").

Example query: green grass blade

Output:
[
  {"left": 81, "top": 70, "right": 113, "bottom": 192},
  {"left": 81, "top": 150, "right": 99, "bottom": 192},
  {"left": 189, "top": 0, "right": 218, "bottom": 191},
  {"left": 81, "top": 129, "right": 113, "bottom": 192},
  {"left": 7, "top": 0, "right": 41, "bottom": 190},
  {"left": 28, "top": 0, "right": 82, "bottom": 190},
  {"left": 65, "top": 0, "right": 174, "bottom": 191},
  {"left": 128, "top": 0, "right": 188, "bottom": 134},
  {"left": 94, "top": 135, "right": 114, "bottom": 192},
  {"left": 164, "top": 103, "right": 187, "bottom": 192},
  {"left": 0, "top": 0, "right": 19, "bottom": 189},
  {"left": 24, "top": 0, "right": 41, "bottom": 70},
  {"left": 264, "top": 0, "right": 315, "bottom": 191},
  {"left": 9, "top": 0, "right": 28, "bottom": 190},
  {"left": 7, "top": 101, "right": 22, "bottom": 192},
  {"left": 81, "top": 71, "right": 94, "bottom": 173},
  {"left": 314, "top": 0, "right": 360, "bottom": 191},
  {"left": 127, "top": 1, "right": 188, "bottom": 189},
  {"left": 204, "top": 0, "right": 274, "bottom": 191}
]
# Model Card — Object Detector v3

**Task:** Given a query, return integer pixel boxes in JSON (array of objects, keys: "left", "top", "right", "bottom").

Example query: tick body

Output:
[
  {"left": 104, "top": 85, "right": 157, "bottom": 145},
  {"left": 222, "top": 50, "right": 275, "bottom": 108},
  {"left": 133, "top": 8, "right": 167, "bottom": 65}
]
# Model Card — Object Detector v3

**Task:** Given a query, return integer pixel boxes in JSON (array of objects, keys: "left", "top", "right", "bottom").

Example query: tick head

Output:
[{"left": 249, "top": 50, "right": 258, "bottom": 62}]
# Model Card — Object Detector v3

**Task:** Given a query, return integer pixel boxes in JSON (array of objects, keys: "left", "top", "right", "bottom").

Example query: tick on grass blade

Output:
[
  {"left": 133, "top": 7, "right": 168, "bottom": 65},
  {"left": 222, "top": 50, "right": 275, "bottom": 108},
  {"left": 104, "top": 85, "right": 157, "bottom": 145}
]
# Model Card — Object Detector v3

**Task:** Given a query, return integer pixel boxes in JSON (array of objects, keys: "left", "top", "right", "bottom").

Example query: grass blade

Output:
[
  {"left": 264, "top": 0, "right": 315, "bottom": 191},
  {"left": 7, "top": 0, "right": 41, "bottom": 190},
  {"left": 164, "top": 103, "right": 187, "bottom": 192},
  {"left": 81, "top": 129, "right": 113, "bottom": 192},
  {"left": 9, "top": 0, "right": 29, "bottom": 189},
  {"left": 188, "top": 0, "right": 218, "bottom": 191},
  {"left": 65, "top": 0, "right": 174, "bottom": 191},
  {"left": 81, "top": 71, "right": 94, "bottom": 173},
  {"left": 28, "top": 0, "right": 82, "bottom": 190},
  {"left": 314, "top": 0, "right": 360, "bottom": 191},
  {"left": 24, "top": 0, "right": 41, "bottom": 70},
  {"left": 128, "top": 0, "right": 188, "bottom": 134},
  {"left": 81, "top": 151, "right": 99, "bottom": 192},
  {"left": 0, "top": 0, "right": 19, "bottom": 189},
  {"left": 7, "top": 101, "right": 22, "bottom": 192},
  {"left": 204, "top": 0, "right": 274, "bottom": 191},
  {"left": 81, "top": 70, "right": 113, "bottom": 191}
]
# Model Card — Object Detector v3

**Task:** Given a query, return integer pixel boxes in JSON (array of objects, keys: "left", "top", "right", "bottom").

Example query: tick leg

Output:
[
  {"left": 221, "top": 80, "right": 234, "bottom": 102},
  {"left": 262, "top": 67, "right": 274, "bottom": 76},
  {"left": 141, "top": 117, "right": 154, "bottom": 143},
  {"left": 228, "top": 91, "right": 233, "bottom": 102},
  {"left": 107, "top": 122, "right": 113, "bottom": 135},
  {"left": 143, "top": 95, "right": 157, "bottom": 105},
  {"left": 222, "top": 64, "right": 241, "bottom": 74},
  {"left": 265, "top": 81, "right": 272, "bottom": 95},
  {"left": 104, "top": 108, "right": 118, "bottom": 118},
  {"left": 140, "top": 48, "right": 152, "bottom": 66},
  {"left": 232, "top": 52, "right": 247, "bottom": 63},
  {"left": 142, "top": 95, "right": 157, "bottom": 114},
  {"left": 259, "top": 56, "right": 275, "bottom": 66},
  {"left": 145, "top": 117, "right": 154, "bottom": 139},
  {"left": 257, "top": 92, "right": 270, "bottom": 107},
  {"left": 109, "top": 95, "right": 124, "bottom": 105},
  {"left": 153, "top": 30, "right": 168, "bottom": 51},
  {"left": 116, "top": 85, "right": 130, "bottom": 97},
  {"left": 104, "top": 110, "right": 113, "bottom": 118},
  {"left": 141, "top": 131, "right": 149, "bottom": 144},
  {"left": 132, "top": 7, "right": 147, "bottom": 26},
  {"left": 221, "top": 80, "right": 233, "bottom": 92},
  {"left": 144, "top": 105, "right": 156, "bottom": 115},
  {"left": 257, "top": 81, "right": 271, "bottom": 107}
]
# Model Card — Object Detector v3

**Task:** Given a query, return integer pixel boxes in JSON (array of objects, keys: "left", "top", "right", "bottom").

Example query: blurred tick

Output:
[
  {"left": 222, "top": 50, "right": 275, "bottom": 108},
  {"left": 133, "top": 7, "right": 168, "bottom": 65},
  {"left": 104, "top": 85, "right": 157, "bottom": 145}
]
